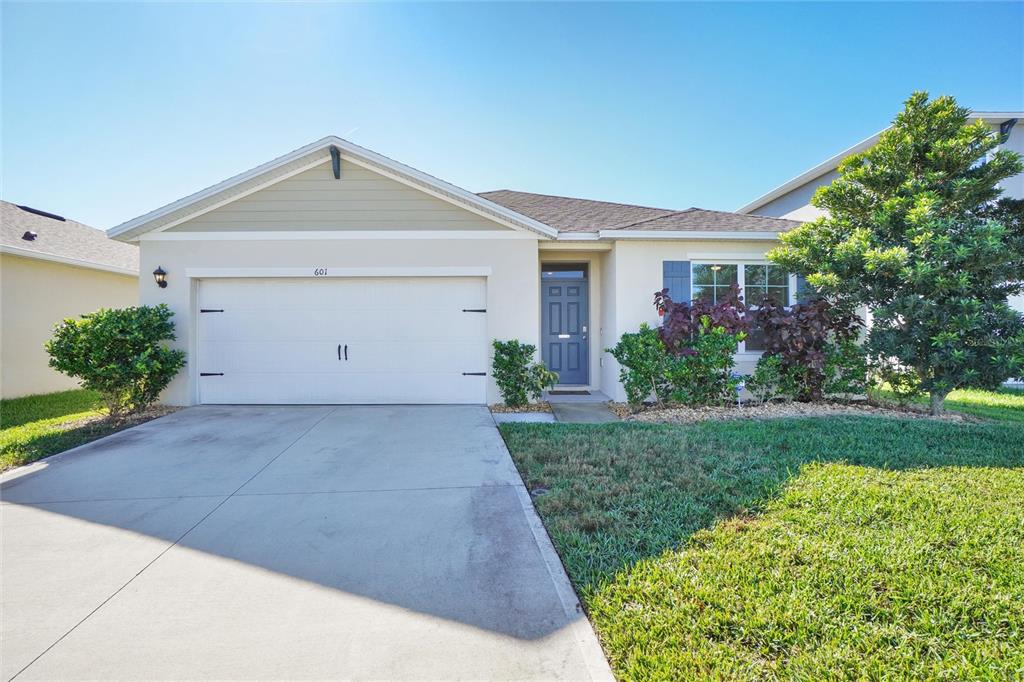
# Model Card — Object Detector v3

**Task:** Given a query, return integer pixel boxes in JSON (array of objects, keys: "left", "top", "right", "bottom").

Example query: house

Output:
[
  {"left": 737, "top": 111, "right": 1024, "bottom": 315},
  {"left": 1, "top": 201, "right": 139, "bottom": 398},
  {"left": 108, "top": 137, "right": 800, "bottom": 406}
]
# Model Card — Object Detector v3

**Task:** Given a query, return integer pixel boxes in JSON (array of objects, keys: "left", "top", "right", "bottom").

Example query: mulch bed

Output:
[
  {"left": 489, "top": 402, "right": 553, "bottom": 414},
  {"left": 611, "top": 400, "right": 974, "bottom": 424},
  {"left": 67, "top": 406, "right": 179, "bottom": 431}
]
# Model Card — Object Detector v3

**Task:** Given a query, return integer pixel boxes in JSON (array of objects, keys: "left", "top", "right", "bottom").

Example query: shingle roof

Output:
[
  {"left": 478, "top": 190, "right": 675, "bottom": 232},
  {"left": 478, "top": 190, "right": 801, "bottom": 234},
  {"left": 1, "top": 201, "right": 139, "bottom": 273},
  {"left": 612, "top": 207, "right": 802, "bottom": 232}
]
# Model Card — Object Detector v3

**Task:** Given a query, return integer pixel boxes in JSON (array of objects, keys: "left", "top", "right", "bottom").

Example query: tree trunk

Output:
[{"left": 929, "top": 390, "right": 949, "bottom": 416}]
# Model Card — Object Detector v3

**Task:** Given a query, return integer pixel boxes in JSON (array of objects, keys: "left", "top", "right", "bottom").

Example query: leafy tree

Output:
[
  {"left": 46, "top": 305, "right": 186, "bottom": 419},
  {"left": 768, "top": 92, "right": 1024, "bottom": 414}
]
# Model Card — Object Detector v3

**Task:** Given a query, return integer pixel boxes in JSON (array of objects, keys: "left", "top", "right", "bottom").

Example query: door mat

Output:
[{"left": 549, "top": 390, "right": 590, "bottom": 396}]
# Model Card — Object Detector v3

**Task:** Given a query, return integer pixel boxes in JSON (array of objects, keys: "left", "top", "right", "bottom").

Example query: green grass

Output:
[
  {"left": 877, "top": 385, "right": 1024, "bottom": 423},
  {"left": 501, "top": 416, "right": 1024, "bottom": 679},
  {"left": 0, "top": 389, "right": 112, "bottom": 471}
]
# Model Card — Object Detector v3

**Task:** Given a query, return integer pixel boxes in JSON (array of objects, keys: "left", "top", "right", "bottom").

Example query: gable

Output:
[{"left": 168, "top": 158, "right": 510, "bottom": 232}]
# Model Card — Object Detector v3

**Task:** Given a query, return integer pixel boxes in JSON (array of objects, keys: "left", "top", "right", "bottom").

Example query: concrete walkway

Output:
[
  {"left": 550, "top": 403, "right": 620, "bottom": 424},
  {"left": 0, "top": 406, "right": 611, "bottom": 681}
]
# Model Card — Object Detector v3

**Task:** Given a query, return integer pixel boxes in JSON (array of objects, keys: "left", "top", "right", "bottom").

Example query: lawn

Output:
[
  {"left": 500, "top": 410, "right": 1024, "bottom": 679},
  {"left": 876, "top": 385, "right": 1024, "bottom": 423},
  {"left": 1, "top": 389, "right": 118, "bottom": 471}
]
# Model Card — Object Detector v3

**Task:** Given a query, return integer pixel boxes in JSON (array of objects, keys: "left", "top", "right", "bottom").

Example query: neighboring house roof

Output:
[
  {"left": 737, "top": 111, "right": 1024, "bottom": 215},
  {"left": 0, "top": 201, "right": 138, "bottom": 275},
  {"left": 108, "top": 136, "right": 559, "bottom": 241},
  {"left": 480, "top": 190, "right": 800, "bottom": 235}
]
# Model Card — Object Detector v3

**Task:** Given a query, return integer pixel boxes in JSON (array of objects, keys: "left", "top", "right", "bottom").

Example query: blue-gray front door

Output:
[{"left": 542, "top": 276, "right": 589, "bottom": 385}]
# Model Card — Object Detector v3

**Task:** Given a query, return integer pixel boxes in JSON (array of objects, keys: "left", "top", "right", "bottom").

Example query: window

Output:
[
  {"left": 691, "top": 264, "right": 738, "bottom": 303},
  {"left": 744, "top": 264, "right": 789, "bottom": 306},
  {"left": 542, "top": 263, "right": 588, "bottom": 279},
  {"left": 688, "top": 261, "right": 796, "bottom": 353}
]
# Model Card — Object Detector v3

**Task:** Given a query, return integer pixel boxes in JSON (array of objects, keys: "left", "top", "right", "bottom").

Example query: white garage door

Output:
[{"left": 197, "top": 277, "right": 488, "bottom": 404}]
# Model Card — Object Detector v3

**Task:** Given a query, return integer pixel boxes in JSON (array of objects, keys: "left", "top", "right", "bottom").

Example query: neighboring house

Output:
[
  {"left": 108, "top": 137, "right": 800, "bottom": 406},
  {"left": 1, "top": 201, "right": 139, "bottom": 398},
  {"left": 738, "top": 111, "right": 1024, "bottom": 314}
]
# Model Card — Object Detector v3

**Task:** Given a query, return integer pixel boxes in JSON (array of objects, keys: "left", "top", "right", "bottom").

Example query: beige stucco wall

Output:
[
  {"left": 1, "top": 254, "right": 138, "bottom": 399},
  {"left": 138, "top": 237, "right": 540, "bottom": 405}
]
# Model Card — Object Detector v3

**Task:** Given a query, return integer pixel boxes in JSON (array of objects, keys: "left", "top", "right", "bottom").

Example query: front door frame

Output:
[{"left": 540, "top": 262, "right": 590, "bottom": 386}]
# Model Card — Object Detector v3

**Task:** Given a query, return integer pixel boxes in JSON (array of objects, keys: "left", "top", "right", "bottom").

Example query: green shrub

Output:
[
  {"left": 46, "top": 305, "right": 186, "bottom": 419},
  {"left": 746, "top": 355, "right": 798, "bottom": 403},
  {"left": 749, "top": 340, "right": 869, "bottom": 403},
  {"left": 491, "top": 340, "right": 558, "bottom": 407},
  {"left": 664, "top": 317, "right": 744, "bottom": 406},
  {"left": 606, "top": 324, "right": 669, "bottom": 405},
  {"left": 824, "top": 339, "right": 869, "bottom": 396}
]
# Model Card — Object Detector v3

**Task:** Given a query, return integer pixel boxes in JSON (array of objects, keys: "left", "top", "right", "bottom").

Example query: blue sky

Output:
[{"left": 3, "top": 2, "right": 1022, "bottom": 230}]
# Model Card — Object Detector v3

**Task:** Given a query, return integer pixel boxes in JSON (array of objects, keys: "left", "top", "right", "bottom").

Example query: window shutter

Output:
[
  {"left": 795, "top": 275, "right": 813, "bottom": 302},
  {"left": 663, "top": 261, "right": 691, "bottom": 303}
]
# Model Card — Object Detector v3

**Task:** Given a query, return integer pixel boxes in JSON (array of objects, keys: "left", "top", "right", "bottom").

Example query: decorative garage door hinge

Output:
[
  {"left": 462, "top": 372, "right": 486, "bottom": 376},
  {"left": 200, "top": 372, "right": 224, "bottom": 376},
  {"left": 200, "top": 309, "right": 224, "bottom": 313},
  {"left": 461, "top": 309, "right": 486, "bottom": 313}
]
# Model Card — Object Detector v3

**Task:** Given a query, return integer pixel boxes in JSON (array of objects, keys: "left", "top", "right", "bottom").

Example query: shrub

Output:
[
  {"left": 491, "top": 340, "right": 558, "bottom": 407},
  {"left": 746, "top": 355, "right": 798, "bottom": 403},
  {"left": 824, "top": 339, "right": 870, "bottom": 396},
  {"left": 46, "top": 305, "right": 186, "bottom": 420},
  {"left": 749, "top": 297, "right": 863, "bottom": 401},
  {"left": 606, "top": 324, "right": 670, "bottom": 405},
  {"left": 654, "top": 284, "right": 748, "bottom": 352},
  {"left": 663, "top": 317, "right": 745, "bottom": 406}
]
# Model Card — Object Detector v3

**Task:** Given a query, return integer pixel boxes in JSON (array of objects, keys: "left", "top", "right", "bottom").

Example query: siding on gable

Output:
[{"left": 168, "top": 159, "right": 509, "bottom": 232}]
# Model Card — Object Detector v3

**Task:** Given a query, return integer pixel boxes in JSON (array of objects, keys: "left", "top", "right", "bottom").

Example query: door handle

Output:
[
  {"left": 344, "top": 344, "right": 348, "bottom": 361},
  {"left": 337, "top": 344, "right": 341, "bottom": 361}
]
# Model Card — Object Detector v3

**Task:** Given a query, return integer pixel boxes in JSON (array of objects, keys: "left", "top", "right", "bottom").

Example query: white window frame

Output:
[{"left": 690, "top": 261, "right": 797, "bottom": 355}]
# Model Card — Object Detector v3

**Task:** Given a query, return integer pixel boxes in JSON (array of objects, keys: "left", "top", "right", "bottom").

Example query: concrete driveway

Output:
[{"left": 0, "top": 406, "right": 611, "bottom": 681}]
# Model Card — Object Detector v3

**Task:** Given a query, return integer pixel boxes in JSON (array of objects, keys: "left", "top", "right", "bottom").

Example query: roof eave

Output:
[
  {"left": 0, "top": 244, "right": 139, "bottom": 276},
  {"left": 600, "top": 230, "right": 782, "bottom": 241}
]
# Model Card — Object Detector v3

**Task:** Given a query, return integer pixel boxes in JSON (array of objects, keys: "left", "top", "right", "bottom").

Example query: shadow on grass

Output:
[{"left": 499, "top": 416, "right": 1024, "bottom": 593}]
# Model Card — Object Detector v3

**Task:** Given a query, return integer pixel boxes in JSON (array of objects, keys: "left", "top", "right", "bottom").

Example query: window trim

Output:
[{"left": 689, "top": 260, "right": 797, "bottom": 355}]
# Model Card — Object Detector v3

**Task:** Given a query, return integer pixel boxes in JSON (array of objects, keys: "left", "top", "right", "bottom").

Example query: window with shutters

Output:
[{"left": 681, "top": 261, "right": 800, "bottom": 354}]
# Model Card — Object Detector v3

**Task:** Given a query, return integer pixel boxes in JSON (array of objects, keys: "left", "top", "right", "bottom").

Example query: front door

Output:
[{"left": 541, "top": 264, "right": 589, "bottom": 385}]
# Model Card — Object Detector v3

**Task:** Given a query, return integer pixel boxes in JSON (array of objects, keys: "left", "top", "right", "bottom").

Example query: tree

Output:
[{"left": 768, "top": 92, "right": 1024, "bottom": 414}]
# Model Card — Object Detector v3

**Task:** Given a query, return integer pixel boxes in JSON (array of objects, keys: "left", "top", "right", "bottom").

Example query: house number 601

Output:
[{"left": 313, "top": 268, "right": 328, "bottom": 277}]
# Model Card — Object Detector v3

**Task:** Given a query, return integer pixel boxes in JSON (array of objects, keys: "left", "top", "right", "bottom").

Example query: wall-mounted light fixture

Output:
[{"left": 153, "top": 266, "right": 168, "bottom": 288}]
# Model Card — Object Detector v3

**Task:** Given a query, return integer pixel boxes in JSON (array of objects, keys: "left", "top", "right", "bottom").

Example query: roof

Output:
[
  {"left": 1, "top": 201, "right": 138, "bottom": 275},
  {"left": 738, "top": 111, "right": 1024, "bottom": 215},
  {"left": 108, "top": 136, "right": 801, "bottom": 243},
  {"left": 478, "top": 190, "right": 676, "bottom": 232},
  {"left": 479, "top": 190, "right": 800, "bottom": 234},
  {"left": 108, "top": 136, "right": 559, "bottom": 241}
]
